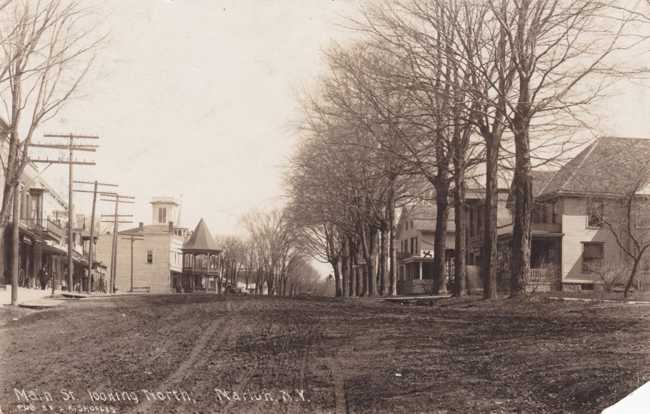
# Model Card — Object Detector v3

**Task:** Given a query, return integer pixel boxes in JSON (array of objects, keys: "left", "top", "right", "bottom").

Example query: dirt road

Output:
[{"left": 1, "top": 294, "right": 649, "bottom": 413}]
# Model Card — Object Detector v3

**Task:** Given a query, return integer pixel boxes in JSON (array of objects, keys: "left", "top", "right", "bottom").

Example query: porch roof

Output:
[
  {"left": 401, "top": 256, "right": 434, "bottom": 264},
  {"left": 182, "top": 219, "right": 221, "bottom": 253},
  {"left": 497, "top": 230, "right": 563, "bottom": 241}
]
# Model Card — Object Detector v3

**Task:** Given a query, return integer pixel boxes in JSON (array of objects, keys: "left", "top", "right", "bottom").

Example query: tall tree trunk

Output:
[
  {"left": 433, "top": 178, "right": 450, "bottom": 294},
  {"left": 357, "top": 251, "right": 368, "bottom": 297},
  {"left": 358, "top": 224, "right": 370, "bottom": 296},
  {"left": 379, "top": 225, "right": 387, "bottom": 296},
  {"left": 343, "top": 238, "right": 352, "bottom": 297},
  {"left": 363, "top": 227, "right": 376, "bottom": 297},
  {"left": 387, "top": 191, "right": 397, "bottom": 296},
  {"left": 339, "top": 259, "right": 347, "bottom": 297},
  {"left": 0, "top": 225, "right": 6, "bottom": 285},
  {"left": 511, "top": 92, "right": 532, "bottom": 296},
  {"left": 332, "top": 259, "right": 342, "bottom": 297},
  {"left": 352, "top": 254, "right": 358, "bottom": 297},
  {"left": 267, "top": 270, "right": 274, "bottom": 296},
  {"left": 482, "top": 138, "right": 499, "bottom": 299},
  {"left": 453, "top": 154, "right": 467, "bottom": 297}
]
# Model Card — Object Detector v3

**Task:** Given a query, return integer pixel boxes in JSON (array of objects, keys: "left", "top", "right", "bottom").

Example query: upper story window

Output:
[
  {"left": 146, "top": 250, "right": 153, "bottom": 264},
  {"left": 587, "top": 199, "right": 604, "bottom": 228},
  {"left": 636, "top": 202, "right": 650, "bottom": 229},
  {"left": 158, "top": 207, "right": 167, "bottom": 224}
]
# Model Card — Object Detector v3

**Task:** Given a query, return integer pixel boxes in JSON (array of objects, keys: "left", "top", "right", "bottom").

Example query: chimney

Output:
[{"left": 138, "top": 222, "right": 144, "bottom": 231}]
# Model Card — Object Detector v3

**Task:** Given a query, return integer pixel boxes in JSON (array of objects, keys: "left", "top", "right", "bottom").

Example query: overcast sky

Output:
[
  {"left": 32, "top": 1, "right": 650, "bottom": 253},
  {"left": 36, "top": 0, "right": 360, "bottom": 240}
]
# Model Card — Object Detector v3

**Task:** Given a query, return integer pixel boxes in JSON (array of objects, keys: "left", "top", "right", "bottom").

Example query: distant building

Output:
[
  {"left": 0, "top": 157, "right": 81, "bottom": 291},
  {"left": 95, "top": 197, "right": 189, "bottom": 293},
  {"left": 395, "top": 202, "right": 454, "bottom": 295},
  {"left": 180, "top": 219, "right": 222, "bottom": 292}
]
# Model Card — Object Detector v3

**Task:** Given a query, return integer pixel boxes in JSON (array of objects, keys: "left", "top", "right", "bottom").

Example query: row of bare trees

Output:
[
  {"left": 287, "top": 0, "right": 643, "bottom": 298},
  {"left": 213, "top": 209, "right": 331, "bottom": 296}
]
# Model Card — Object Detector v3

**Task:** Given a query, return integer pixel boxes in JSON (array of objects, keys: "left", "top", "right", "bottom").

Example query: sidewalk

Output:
[{"left": 0, "top": 285, "right": 64, "bottom": 307}]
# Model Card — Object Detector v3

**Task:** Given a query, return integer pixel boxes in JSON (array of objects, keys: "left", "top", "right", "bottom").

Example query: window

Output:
[
  {"left": 158, "top": 207, "right": 167, "bottom": 224},
  {"left": 146, "top": 250, "right": 153, "bottom": 264},
  {"left": 587, "top": 200, "right": 604, "bottom": 228},
  {"left": 582, "top": 242, "right": 604, "bottom": 272},
  {"left": 636, "top": 203, "right": 650, "bottom": 229},
  {"left": 552, "top": 201, "right": 559, "bottom": 224}
]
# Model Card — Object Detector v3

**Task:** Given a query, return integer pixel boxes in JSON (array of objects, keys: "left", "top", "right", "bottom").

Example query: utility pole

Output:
[
  {"left": 122, "top": 234, "right": 143, "bottom": 291},
  {"left": 29, "top": 134, "right": 98, "bottom": 293},
  {"left": 73, "top": 181, "right": 118, "bottom": 293},
  {"left": 100, "top": 193, "right": 134, "bottom": 293}
]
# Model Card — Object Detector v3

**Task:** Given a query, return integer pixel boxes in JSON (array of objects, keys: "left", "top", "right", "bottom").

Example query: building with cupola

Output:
[{"left": 95, "top": 196, "right": 190, "bottom": 293}]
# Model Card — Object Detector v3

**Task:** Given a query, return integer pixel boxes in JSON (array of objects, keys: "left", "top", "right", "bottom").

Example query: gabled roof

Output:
[
  {"left": 182, "top": 219, "right": 220, "bottom": 253},
  {"left": 531, "top": 170, "right": 557, "bottom": 198},
  {"left": 398, "top": 202, "right": 456, "bottom": 233},
  {"left": 540, "top": 137, "right": 650, "bottom": 198}
]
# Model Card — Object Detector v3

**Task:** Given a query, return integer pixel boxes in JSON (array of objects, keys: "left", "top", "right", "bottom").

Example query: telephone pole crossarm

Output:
[
  {"left": 44, "top": 134, "right": 99, "bottom": 139},
  {"left": 27, "top": 132, "right": 101, "bottom": 295}
]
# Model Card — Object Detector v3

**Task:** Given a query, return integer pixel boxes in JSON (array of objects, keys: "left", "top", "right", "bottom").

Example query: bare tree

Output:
[
  {"left": 602, "top": 177, "right": 650, "bottom": 297},
  {"left": 485, "top": 0, "right": 642, "bottom": 295},
  {"left": 241, "top": 209, "right": 300, "bottom": 296},
  {"left": 0, "top": 0, "right": 103, "bottom": 300}
]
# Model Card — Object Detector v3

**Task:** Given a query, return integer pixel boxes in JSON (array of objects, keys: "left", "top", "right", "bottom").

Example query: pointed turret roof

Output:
[{"left": 182, "top": 219, "right": 220, "bottom": 253}]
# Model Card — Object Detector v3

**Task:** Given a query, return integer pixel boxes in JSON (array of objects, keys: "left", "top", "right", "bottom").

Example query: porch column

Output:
[
  {"left": 32, "top": 243, "right": 43, "bottom": 289},
  {"left": 419, "top": 262, "right": 423, "bottom": 280}
]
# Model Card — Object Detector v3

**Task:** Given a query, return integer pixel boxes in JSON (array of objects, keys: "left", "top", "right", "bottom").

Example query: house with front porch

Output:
[
  {"left": 397, "top": 136, "right": 650, "bottom": 295},
  {"left": 532, "top": 136, "right": 650, "bottom": 291},
  {"left": 478, "top": 136, "right": 650, "bottom": 292},
  {"left": 395, "top": 202, "right": 455, "bottom": 295},
  {"left": 478, "top": 170, "right": 565, "bottom": 292}
]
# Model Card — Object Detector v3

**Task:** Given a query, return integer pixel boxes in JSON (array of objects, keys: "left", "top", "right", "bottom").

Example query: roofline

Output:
[
  {"left": 598, "top": 135, "right": 650, "bottom": 141},
  {"left": 535, "top": 170, "right": 559, "bottom": 197},
  {"left": 536, "top": 190, "right": 631, "bottom": 202},
  {"left": 181, "top": 248, "right": 222, "bottom": 253},
  {"left": 558, "top": 138, "right": 599, "bottom": 194}
]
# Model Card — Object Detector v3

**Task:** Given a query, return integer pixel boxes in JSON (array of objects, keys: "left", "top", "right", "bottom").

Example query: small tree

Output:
[
  {"left": 585, "top": 261, "right": 629, "bottom": 293},
  {"left": 602, "top": 182, "right": 650, "bottom": 297}
]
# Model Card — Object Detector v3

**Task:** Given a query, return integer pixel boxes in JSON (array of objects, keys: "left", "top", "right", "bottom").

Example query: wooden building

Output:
[{"left": 179, "top": 219, "right": 221, "bottom": 292}]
